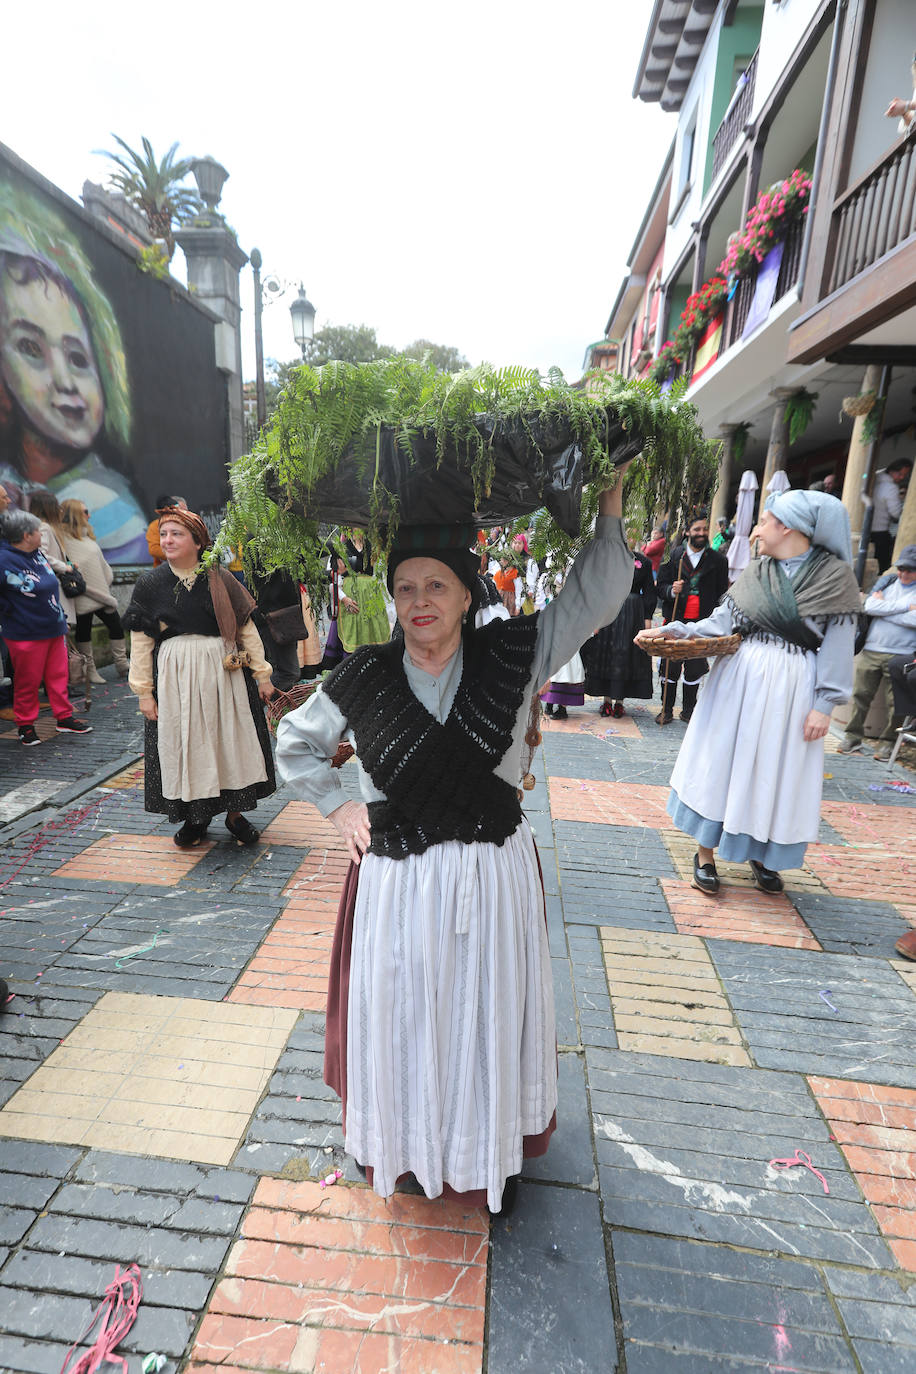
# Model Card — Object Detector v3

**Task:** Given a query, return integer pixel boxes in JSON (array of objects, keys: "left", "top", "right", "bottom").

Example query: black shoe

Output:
[
  {"left": 554, "top": 705, "right": 568, "bottom": 720},
  {"left": 56, "top": 716, "right": 92, "bottom": 734},
  {"left": 226, "top": 814, "right": 260, "bottom": 845},
  {"left": 749, "top": 860, "right": 783, "bottom": 893},
  {"left": 692, "top": 852, "right": 720, "bottom": 895},
  {"left": 655, "top": 708, "right": 674, "bottom": 725},
  {"left": 599, "top": 701, "right": 613, "bottom": 717},
  {"left": 0, "top": 976, "right": 9, "bottom": 1010},
  {"left": 18, "top": 725, "right": 40, "bottom": 746},
  {"left": 490, "top": 1174, "right": 520, "bottom": 1218},
  {"left": 543, "top": 702, "right": 555, "bottom": 716},
  {"left": 174, "top": 821, "right": 208, "bottom": 848}
]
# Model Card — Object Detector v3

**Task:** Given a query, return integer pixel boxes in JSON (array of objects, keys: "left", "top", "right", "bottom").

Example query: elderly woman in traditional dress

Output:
[
  {"left": 276, "top": 471, "right": 633, "bottom": 1213},
  {"left": 123, "top": 510, "right": 276, "bottom": 848},
  {"left": 639, "top": 490, "right": 860, "bottom": 895}
]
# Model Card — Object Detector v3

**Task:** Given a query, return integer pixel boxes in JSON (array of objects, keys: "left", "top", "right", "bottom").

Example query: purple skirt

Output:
[
  {"left": 543, "top": 680, "right": 585, "bottom": 707},
  {"left": 320, "top": 618, "right": 346, "bottom": 671}
]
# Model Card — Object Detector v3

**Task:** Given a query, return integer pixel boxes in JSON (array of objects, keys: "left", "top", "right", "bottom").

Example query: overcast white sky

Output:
[{"left": 2, "top": 0, "right": 674, "bottom": 381}]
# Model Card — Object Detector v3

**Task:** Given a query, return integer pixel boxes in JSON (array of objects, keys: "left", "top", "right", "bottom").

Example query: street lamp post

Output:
[
  {"left": 247, "top": 264, "right": 317, "bottom": 436},
  {"left": 290, "top": 284, "right": 316, "bottom": 360},
  {"left": 250, "top": 248, "right": 267, "bottom": 431}
]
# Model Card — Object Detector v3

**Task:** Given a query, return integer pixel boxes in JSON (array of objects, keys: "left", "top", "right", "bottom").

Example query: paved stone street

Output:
[{"left": 0, "top": 673, "right": 915, "bottom": 1372}]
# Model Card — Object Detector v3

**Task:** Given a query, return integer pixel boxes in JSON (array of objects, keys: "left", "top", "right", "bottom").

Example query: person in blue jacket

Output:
[{"left": 0, "top": 508, "right": 91, "bottom": 744}]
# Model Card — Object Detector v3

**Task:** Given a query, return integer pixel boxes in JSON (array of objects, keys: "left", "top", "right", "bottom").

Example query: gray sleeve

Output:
[
  {"left": 275, "top": 685, "right": 349, "bottom": 817},
  {"left": 663, "top": 602, "right": 736, "bottom": 638},
  {"left": 531, "top": 516, "right": 633, "bottom": 685},
  {"left": 813, "top": 618, "right": 856, "bottom": 713}
]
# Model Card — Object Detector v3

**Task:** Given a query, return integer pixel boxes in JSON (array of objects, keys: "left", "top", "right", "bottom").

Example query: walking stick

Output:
[{"left": 661, "top": 550, "right": 687, "bottom": 697}]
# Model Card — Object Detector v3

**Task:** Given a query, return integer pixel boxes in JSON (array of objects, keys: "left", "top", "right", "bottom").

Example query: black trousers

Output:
[
  {"left": 256, "top": 622, "right": 300, "bottom": 692},
  {"left": 889, "top": 654, "right": 916, "bottom": 717},
  {"left": 75, "top": 607, "right": 125, "bottom": 641},
  {"left": 659, "top": 656, "right": 708, "bottom": 686},
  {"left": 872, "top": 531, "right": 895, "bottom": 573}
]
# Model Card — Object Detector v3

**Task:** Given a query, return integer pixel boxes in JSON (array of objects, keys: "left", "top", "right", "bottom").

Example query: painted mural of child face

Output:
[{"left": 0, "top": 266, "right": 104, "bottom": 452}]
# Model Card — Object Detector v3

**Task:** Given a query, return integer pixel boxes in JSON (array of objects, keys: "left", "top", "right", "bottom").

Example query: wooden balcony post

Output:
[
  {"left": 760, "top": 388, "right": 798, "bottom": 500},
  {"left": 840, "top": 363, "right": 883, "bottom": 549},
  {"left": 892, "top": 471, "right": 916, "bottom": 564},
  {"left": 710, "top": 424, "right": 740, "bottom": 530}
]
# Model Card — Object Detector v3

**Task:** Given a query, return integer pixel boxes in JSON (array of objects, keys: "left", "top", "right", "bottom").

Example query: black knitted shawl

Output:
[{"left": 322, "top": 614, "right": 541, "bottom": 859}]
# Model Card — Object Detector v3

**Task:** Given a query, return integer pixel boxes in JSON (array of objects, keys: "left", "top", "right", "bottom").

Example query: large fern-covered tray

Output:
[
  {"left": 215, "top": 359, "right": 717, "bottom": 606},
  {"left": 299, "top": 408, "right": 645, "bottom": 534}
]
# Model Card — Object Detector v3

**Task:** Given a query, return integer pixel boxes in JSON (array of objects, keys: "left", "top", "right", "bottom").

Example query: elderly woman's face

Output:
[
  {"left": 393, "top": 557, "right": 471, "bottom": 647},
  {"left": 0, "top": 272, "right": 104, "bottom": 451},
  {"left": 14, "top": 526, "right": 43, "bottom": 553}
]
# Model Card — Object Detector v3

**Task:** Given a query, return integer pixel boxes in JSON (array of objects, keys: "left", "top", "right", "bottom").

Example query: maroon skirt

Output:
[{"left": 324, "top": 852, "right": 557, "bottom": 1207}]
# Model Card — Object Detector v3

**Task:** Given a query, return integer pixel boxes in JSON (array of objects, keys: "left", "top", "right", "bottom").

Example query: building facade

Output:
[{"left": 602, "top": 0, "right": 915, "bottom": 570}]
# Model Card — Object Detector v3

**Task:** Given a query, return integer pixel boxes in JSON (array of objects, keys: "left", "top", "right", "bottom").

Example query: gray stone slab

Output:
[
  {"left": 523, "top": 1053, "right": 596, "bottom": 1187},
  {"left": 709, "top": 943, "right": 916, "bottom": 1087},
  {"left": 24, "top": 1214, "right": 230, "bottom": 1271},
  {"left": 793, "top": 893, "right": 911, "bottom": 958},
  {"left": 1, "top": 1248, "right": 214, "bottom": 1311},
  {"left": 591, "top": 1050, "right": 892, "bottom": 1269},
  {"left": 552, "top": 957, "right": 578, "bottom": 1047},
  {"left": 488, "top": 1183, "right": 616, "bottom": 1373},
  {"left": 0, "top": 1205, "right": 36, "bottom": 1246},
  {"left": 0, "top": 1336, "right": 75, "bottom": 1374},
  {"left": 0, "top": 1139, "right": 81, "bottom": 1177},
  {"left": 822, "top": 1266, "right": 916, "bottom": 1372},
  {"left": 48, "top": 1182, "right": 244, "bottom": 1234}
]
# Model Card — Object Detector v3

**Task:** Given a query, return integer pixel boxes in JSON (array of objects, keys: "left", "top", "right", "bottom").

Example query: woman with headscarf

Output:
[
  {"left": 123, "top": 509, "right": 276, "bottom": 848},
  {"left": 639, "top": 491, "right": 861, "bottom": 895},
  {"left": 276, "top": 468, "right": 634, "bottom": 1214}
]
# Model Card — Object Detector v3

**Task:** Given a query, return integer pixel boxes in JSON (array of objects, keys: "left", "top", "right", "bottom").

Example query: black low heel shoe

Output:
[
  {"left": 226, "top": 814, "right": 260, "bottom": 846},
  {"left": 692, "top": 853, "right": 720, "bottom": 895},
  {"left": 749, "top": 859, "right": 783, "bottom": 893},
  {"left": 174, "top": 821, "right": 208, "bottom": 848}
]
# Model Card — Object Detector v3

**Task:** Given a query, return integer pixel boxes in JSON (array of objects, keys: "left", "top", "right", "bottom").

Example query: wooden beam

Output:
[
  {"left": 787, "top": 236, "right": 916, "bottom": 363},
  {"left": 827, "top": 345, "right": 916, "bottom": 366}
]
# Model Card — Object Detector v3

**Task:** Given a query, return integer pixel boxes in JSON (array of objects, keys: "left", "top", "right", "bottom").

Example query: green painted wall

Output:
[
  {"left": 665, "top": 282, "right": 691, "bottom": 344},
  {"left": 703, "top": 6, "right": 765, "bottom": 194}
]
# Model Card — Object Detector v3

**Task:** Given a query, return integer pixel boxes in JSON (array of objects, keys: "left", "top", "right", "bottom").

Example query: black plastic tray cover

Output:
[{"left": 289, "top": 411, "right": 642, "bottom": 536}]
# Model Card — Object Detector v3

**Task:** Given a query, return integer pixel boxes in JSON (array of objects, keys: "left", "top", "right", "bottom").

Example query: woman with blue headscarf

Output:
[{"left": 639, "top": 490, "right": 861, "bottom": 894}]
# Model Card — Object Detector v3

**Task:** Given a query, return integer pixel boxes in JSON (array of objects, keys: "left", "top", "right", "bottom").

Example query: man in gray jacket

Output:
[{"left": 838, "top": 544, "right": 916, "bottom": 760}]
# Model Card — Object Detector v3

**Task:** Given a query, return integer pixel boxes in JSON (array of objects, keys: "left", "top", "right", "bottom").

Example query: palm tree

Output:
[{"left": 97, "top": 135, "right": 202, "bottom": 259}]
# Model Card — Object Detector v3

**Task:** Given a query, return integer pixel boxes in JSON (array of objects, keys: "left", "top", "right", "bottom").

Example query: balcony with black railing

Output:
[{"left": 711, "top": 50, "right": 759, "bottom": 182}]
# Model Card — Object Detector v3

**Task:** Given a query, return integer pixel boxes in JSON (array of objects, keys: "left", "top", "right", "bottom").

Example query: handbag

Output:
[
  {"left": 58, "top": 566, "right": 86, "bottom": 598},
  {"left": 264, "top": 603, "right": 308, "bottom": 645}
]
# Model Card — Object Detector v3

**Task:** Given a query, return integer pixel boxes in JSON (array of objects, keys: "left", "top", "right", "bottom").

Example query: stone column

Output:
[
  {"left": 759, "top": 388, "right": 798, "bottom": 502},
  {"left": 893, "top": 472, "right": 916, "bottom": 562},
  {"left": 175, "top": 223, "right": 249, "bottom": 461},
  {"left": 840, "top": 363, "right": 883, "bottom": 549},
  {"left": 709, "top": 423, "right": 740, "bottom": 530}
]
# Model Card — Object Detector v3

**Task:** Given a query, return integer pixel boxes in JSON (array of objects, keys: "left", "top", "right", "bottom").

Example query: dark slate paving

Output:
[
  {"left": 0, "top": 985, "right": 101, "bottom": 1104},
  {"left": 555, "top": 820, "right": 677, "bottom": 878},
  {"left": 567, "top": 924, "right": 618, "bottom": 1048},
  {"left": 523, "top": 1052, "right": 596, "bottom": 1187},
  {"left": 588, "top": 1048, "right": 892, "bottom": 1268},
  {"left": 709, "top": 942, "right": 916, "bottom": 1088},
  {"left": 793, "top": 892, "right": 911, "bottom": 958},
  {"left": 613, "top": 1232, "right": 856, "bottom": 1373},
  {"left": 822, "top": 1268, "right": 916, "bottom": 1373},
  {"left": 38, "top": 892, "right": 281, "bottom": 999},
  {"left": 488, "top": 1182, "right": 616, "bottom": 1373},
  {"left": 552, "top": 957, "right": 578, "bottom": 1047},
  {"left": 239, "top": 1010, "right": 349, "bottom": 1177}
]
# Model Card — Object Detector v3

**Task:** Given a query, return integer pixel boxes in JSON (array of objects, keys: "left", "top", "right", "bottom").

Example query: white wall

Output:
[
  {"left": 848, "top": 0, "right": 916, "bottom": 185},
  {"left": 665, "top": 9, "right": 724, "bottom": 273},
  {"left": 752, "top": 0, "right": 824, "bottom": 120}
]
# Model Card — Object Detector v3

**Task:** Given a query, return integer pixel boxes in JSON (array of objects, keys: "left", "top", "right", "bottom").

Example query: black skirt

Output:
[{"left": 582, "top": 591, "right": 653, "bottom": 700}]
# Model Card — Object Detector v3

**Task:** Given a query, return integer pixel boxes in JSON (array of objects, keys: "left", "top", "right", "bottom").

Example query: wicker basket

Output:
[
  {"left": 265, "top": 681, "right": 354, "bottom": 768},
  {"left": 841, "top": 391, "right": 877, "bottom": 418},
  {"left": 636, "top": 633, "right": 741, "bottom": 661}
]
